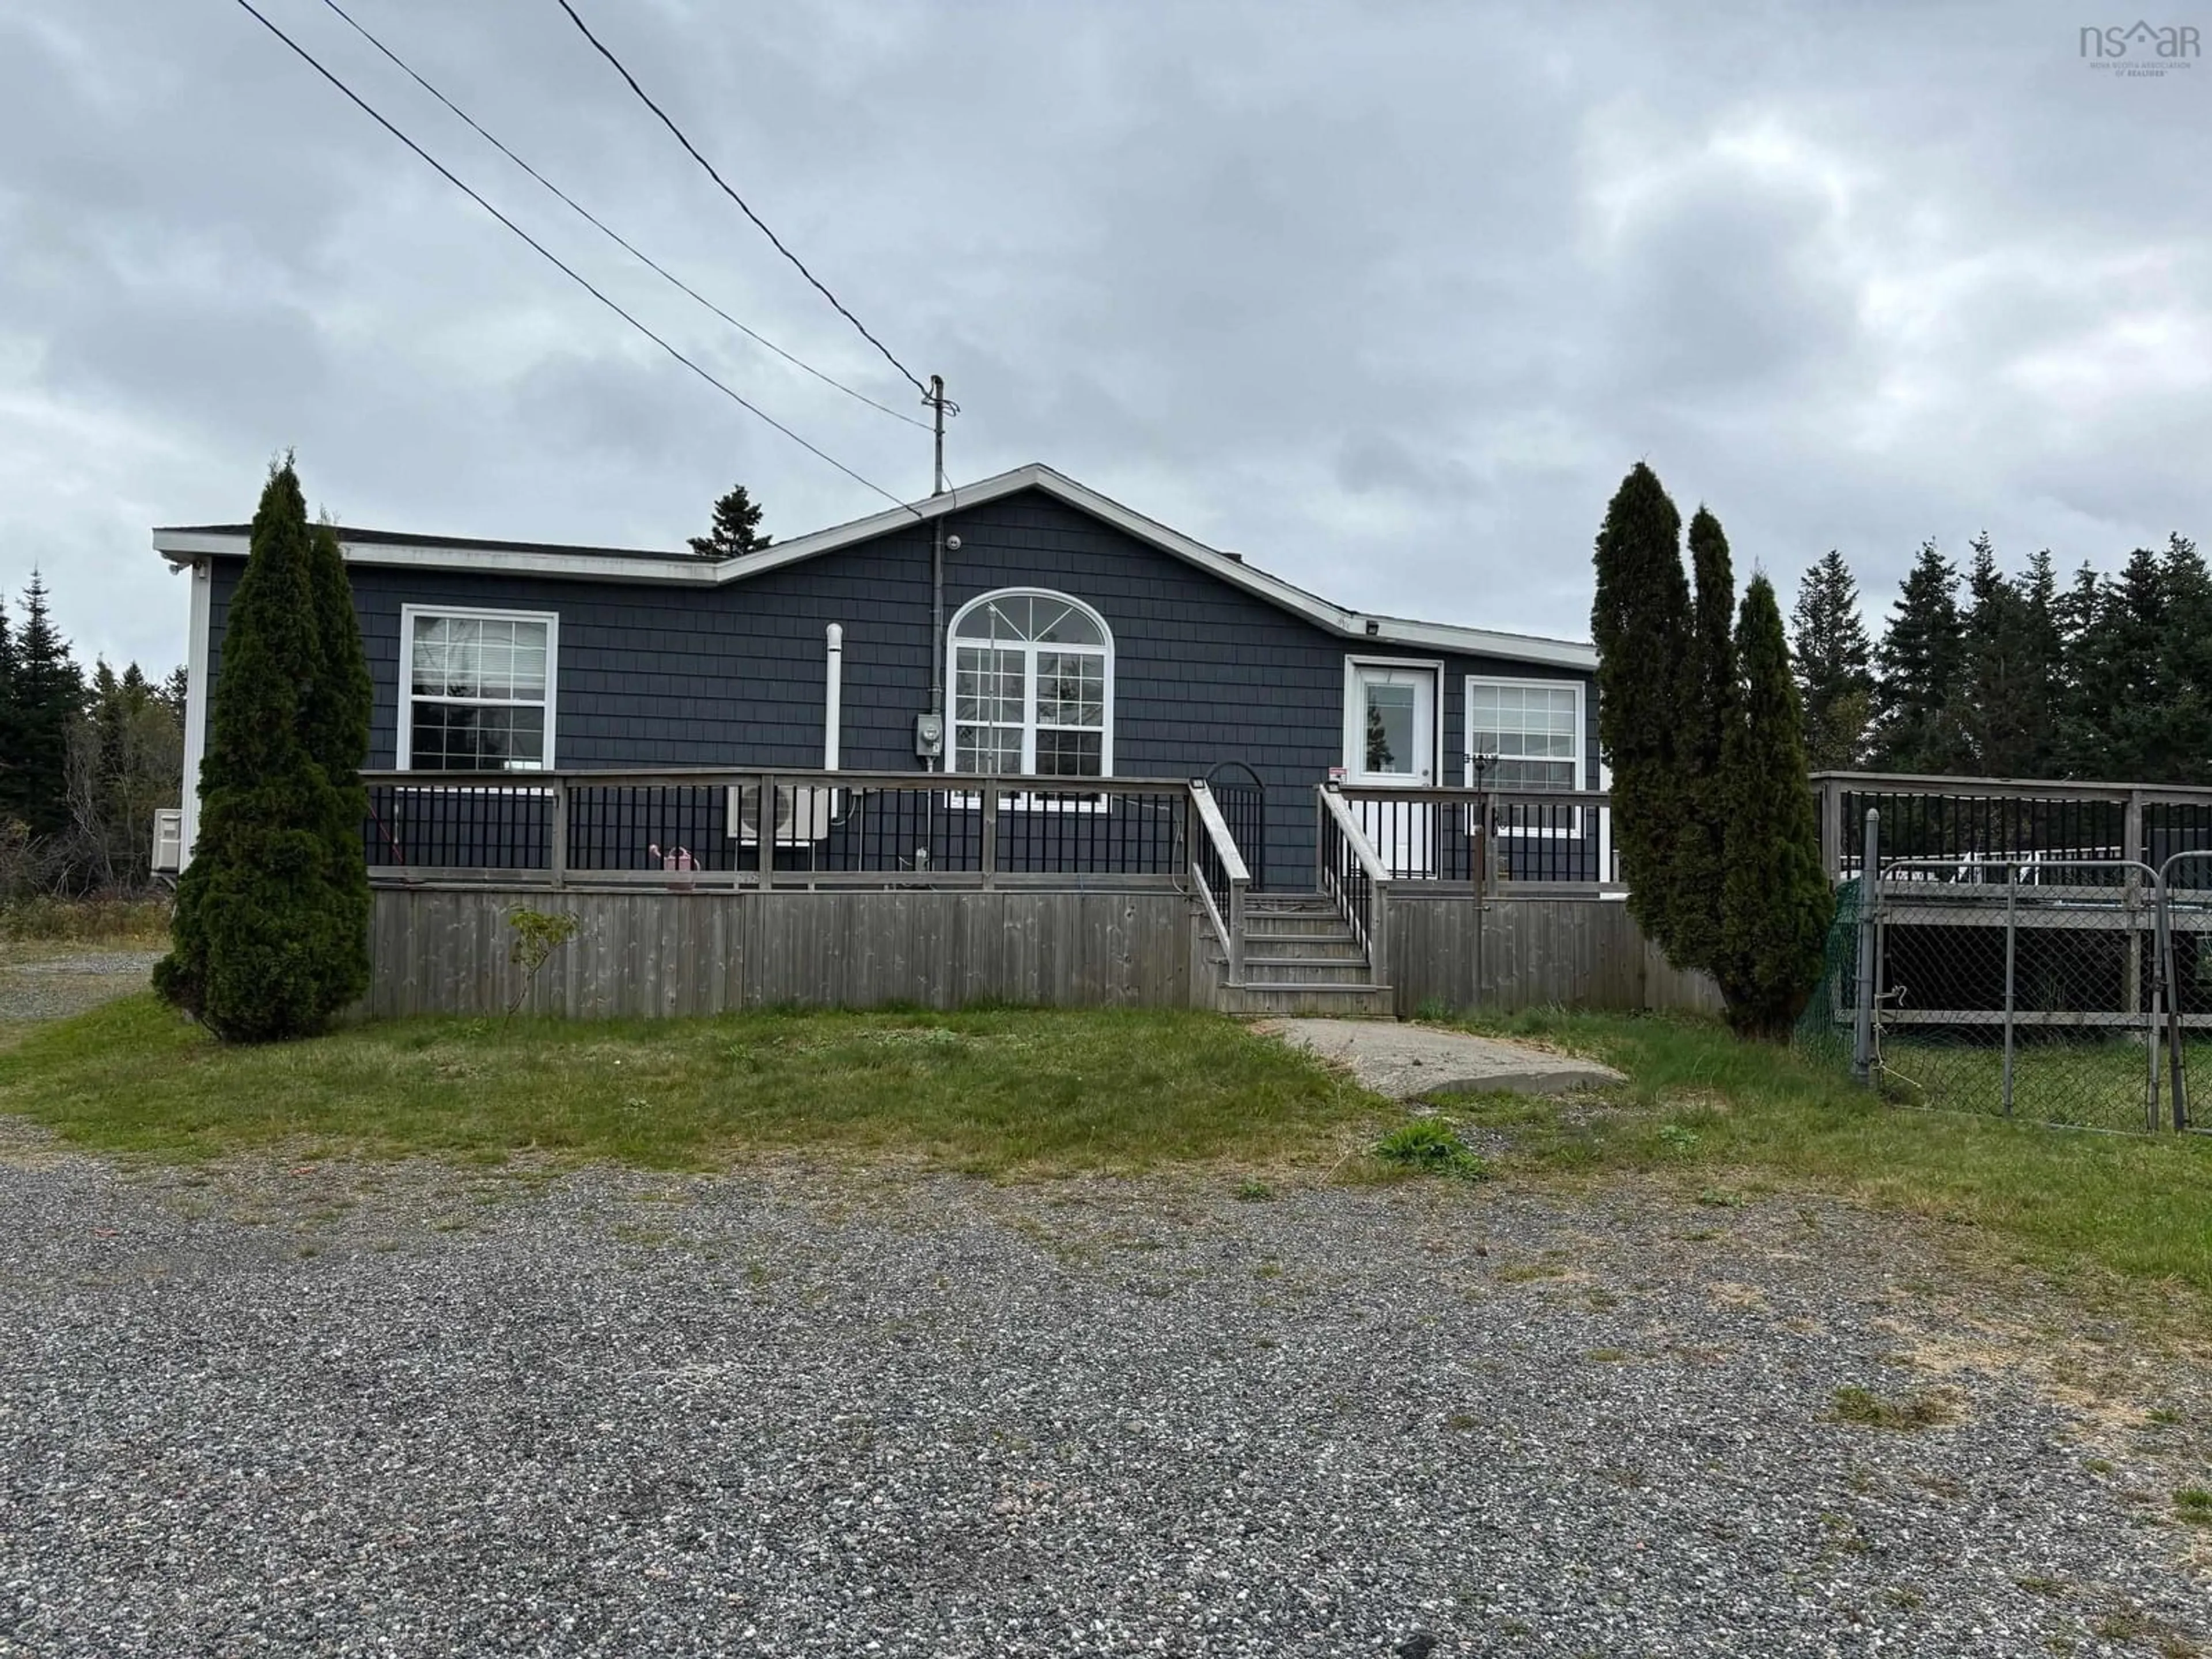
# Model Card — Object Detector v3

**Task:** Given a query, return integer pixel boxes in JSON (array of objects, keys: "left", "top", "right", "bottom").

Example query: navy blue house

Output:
[{"left": 156, "top": 464, "right": 1596, "bottom": 889}]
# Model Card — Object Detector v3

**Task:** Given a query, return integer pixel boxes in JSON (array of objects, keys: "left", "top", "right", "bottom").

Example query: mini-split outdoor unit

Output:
[
  {"left": 151, "top": 808, "right": 184, "bottom": 874},
  {"left": 727, "top": 782, "right": 834, "bottom": 846}
]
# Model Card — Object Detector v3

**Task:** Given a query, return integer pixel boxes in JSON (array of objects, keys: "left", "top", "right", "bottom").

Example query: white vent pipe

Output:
[{"left": 824, "top": 623, "right": 844, "bottom": 771}]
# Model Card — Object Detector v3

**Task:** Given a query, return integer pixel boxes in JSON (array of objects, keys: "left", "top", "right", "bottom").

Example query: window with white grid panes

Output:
[
  {"left": 1466, "top": 678, "right": 1581, "bottom": 789},
  {"left": 402, "top": 608, "right": 555, "bottom": 770},
  {"left": 949, "top": 590, "right": 1111, "bottom": 777}
]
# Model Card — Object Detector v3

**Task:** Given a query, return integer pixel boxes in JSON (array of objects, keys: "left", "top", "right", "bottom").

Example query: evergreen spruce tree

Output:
[
  {"left": 1590, "top": 462, "right": 1691, "bottom": 959},
  {"left": 0, "top": 597, "right": 16, "bottom": 827},
  {"left": 1716, "top": 575, "right": 1834, "bottom": 1037},
  {"left": 1954, "top": 534, "right": 2053, "bottom": 778},
  {"left": 2067, "top": 549, "right": 2166, "bottom": 779},
  {"left": 2, "top": 573, "right": 85, "bottom": 839},
  {"left": 2156, "top": 534, "right": 2212, "bottom": 785},
  {"left": 1671, "top": 506, "right": 1736, "bottom": 971},
  {"left": 2016, "top": 550, "right": 2066, "bottom": 777},
  {"left": 1789, "top": 550, "right": 1874, "bottom": 772},
  {"left": 1870, "top": 542, "right": 1968, "bottom": 772},
  {"left": 66, "top": 659, "right": 181, "bottom": 891},
  {"left": 2052, "top": 562, "right": 2106, "bottom": 775},
  {"left": 154, "top": 665, "right": 189, "bottom": 719},
  {"left": 156, "top": 461, "right": 366, "bottom": 1040},
  {"left": 686, "top": 484, "right": 772, "bottom": 558}
]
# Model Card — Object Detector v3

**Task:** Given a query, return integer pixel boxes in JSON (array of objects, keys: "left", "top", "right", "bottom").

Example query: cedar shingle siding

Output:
[{"left": 206, "top": 486, "right": 1593, "bottom": 887}]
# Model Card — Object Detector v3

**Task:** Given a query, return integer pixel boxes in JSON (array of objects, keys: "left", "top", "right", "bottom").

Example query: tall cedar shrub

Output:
[
  {"left": 155, "top": 461, "right": 368, "bottom": 1039},
  {"left": 305, "top": 519, "right": 374, "bottom": 1007},
  {"left": 1590, "top": 463, "right": 1690, "bottom": 959},
  {"left": 1717, "top": 575, "right": 1833, "bottom": 1037},
  {"left": 1671, "top": 507, "right": 1736, "bottom": 972}
]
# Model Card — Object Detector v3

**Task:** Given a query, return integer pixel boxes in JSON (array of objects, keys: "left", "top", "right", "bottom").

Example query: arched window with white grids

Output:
[{"left": 947, "top": 588, "right": 1113, "bottom": 778}]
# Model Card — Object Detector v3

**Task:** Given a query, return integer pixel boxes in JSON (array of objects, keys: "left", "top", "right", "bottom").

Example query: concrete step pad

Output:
[{"left": 1263, "top": 1019, "right": 1626, "bottom": 1099}]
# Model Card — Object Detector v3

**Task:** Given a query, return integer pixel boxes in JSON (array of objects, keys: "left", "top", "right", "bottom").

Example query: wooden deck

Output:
[{"left": 354, "top": 768, "right": 1715, "bottom": 1020}]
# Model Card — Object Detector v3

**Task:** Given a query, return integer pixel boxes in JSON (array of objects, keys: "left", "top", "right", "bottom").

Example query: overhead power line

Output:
[
  {"left": 552, "top": 0, "right": 931, "bottom": 400},
  {"left": 312, "top": 0, "right": 927, "bottom": 433},
  {"left": 226, "top": 0, "right": 919, "bottom": 517}
]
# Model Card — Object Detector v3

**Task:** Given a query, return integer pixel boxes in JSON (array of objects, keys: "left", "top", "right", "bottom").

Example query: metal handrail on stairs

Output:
[
  {"left": 1189, "top": 780, "right": 1251, "bottom": 985},
  {"left": 1316, "top": 783, "right": 1391, "bottom": 987}
]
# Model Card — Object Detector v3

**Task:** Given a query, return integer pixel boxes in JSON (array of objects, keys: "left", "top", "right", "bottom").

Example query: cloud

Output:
[{"left": 0, "top": 0, "right": 2205, "bottom": 676}]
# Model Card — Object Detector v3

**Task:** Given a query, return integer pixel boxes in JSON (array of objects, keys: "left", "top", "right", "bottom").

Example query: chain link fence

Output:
[
  {"left": 2157, "top": 850, "right": 2212, "bottom": 1131},
  {"left": 1800, "top": 854, "right": 2183, "bottom": 1134}
]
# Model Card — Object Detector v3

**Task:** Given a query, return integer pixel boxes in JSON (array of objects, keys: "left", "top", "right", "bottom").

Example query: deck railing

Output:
[
  {"left": 1316, "top": 785, "right": 1391, "bottom": 981},
  {"left": 362, "top": 768, "right": 1193, "bottom": 888},
  {"left": 1329, "top": 785, "right": 1619, "bottom": 891},
  {"left": 1813, "top": 771, "right": 2212, "bottom": 881},
  {"left": 1188, "top": 781, "right": 1250, "bottom": 983}
]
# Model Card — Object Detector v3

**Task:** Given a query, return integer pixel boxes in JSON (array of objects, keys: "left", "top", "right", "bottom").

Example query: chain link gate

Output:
[
  {"left": 2157, "top": 851, "right": 2212, "bottom": 1133},
  {"left": 1856, "top": 855, "right": 2169, "bottom": 1132}
]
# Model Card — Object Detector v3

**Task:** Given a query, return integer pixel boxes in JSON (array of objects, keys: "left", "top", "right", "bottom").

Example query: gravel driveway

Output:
[
  {"left": 0, "top": 946, "right": 160, "bottom": 1024},
  {"left": 1, "top": 1143, "right": 2206, "bottom": 1658}
]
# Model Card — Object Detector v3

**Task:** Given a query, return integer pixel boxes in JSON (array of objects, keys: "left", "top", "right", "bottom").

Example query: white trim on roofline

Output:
[
  {"left": 151, "top": 463, "right": 1597, "bottom": 670},
  {"left": 179, "top": 559, "right": 212, "bottom": 865}
]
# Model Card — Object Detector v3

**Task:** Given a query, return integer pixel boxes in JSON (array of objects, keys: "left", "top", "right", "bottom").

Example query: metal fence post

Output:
[
  {"left": 1819, "top": 777, "right": 1842, "bottom": 881},
  {"left": 980, "top": 778, "right": 999, "bottom": 887},
  {"left": 2162, "top": 857, "right": 2189, "bottom": 1131},
  {"left": 548, "top": 775, "right": 568, "bottom": 889},
  {"left": 2148, "top": 885, "right": 2165, "bottom": 1135},
  {"left": 2001, "top": 866, "right": 2017, "bottom": 1119},
  {"left": 1852, "top": 808, "right": 1880, "bottom": 1086},
  {"left": 757, "top": 774, "right": 776, "bottom": 887}
]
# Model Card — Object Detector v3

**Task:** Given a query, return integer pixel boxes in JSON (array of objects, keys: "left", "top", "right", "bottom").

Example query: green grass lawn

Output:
[
  {"left": 8, "top": 990, "right": 2210, "bottom": 1310},
  {"left": 1440, "top": 1008, "right": 2212, "bottom": 1300},
  {"left": 0, "top": 995, "right": 1389, "bottom": 1175}
]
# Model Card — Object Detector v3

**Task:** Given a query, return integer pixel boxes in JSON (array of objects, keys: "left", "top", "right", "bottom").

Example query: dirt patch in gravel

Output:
[{"left": 1, "top": 1135, "right": 2206, "bottom": 1657}]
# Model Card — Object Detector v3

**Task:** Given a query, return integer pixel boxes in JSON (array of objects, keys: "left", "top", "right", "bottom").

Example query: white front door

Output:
[{"left": 1346, "top": 661, "right": 1437, "bottom": 876}]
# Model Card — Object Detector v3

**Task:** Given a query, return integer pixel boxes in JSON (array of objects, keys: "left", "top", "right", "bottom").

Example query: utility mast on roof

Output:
[{"left": 926, "top": 373, "right": 958, "bottom": 496}]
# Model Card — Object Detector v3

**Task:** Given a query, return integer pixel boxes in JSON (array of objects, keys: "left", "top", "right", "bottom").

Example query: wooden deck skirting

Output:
[
  {"left": 368, "top": 885, "right": 1198, "bottom": 1019},
  {"left": 365, "top": 883, "right": 1717, "bottom": 1020},
  {"left": 354, "top": 767, "right": 1722, "bottom": 1018},
  {"left": 1381, "top": 887, "right": 1721, "bottom": 1018}
]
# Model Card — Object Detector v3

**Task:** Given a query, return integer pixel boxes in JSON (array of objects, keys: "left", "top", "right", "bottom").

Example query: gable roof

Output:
[{"left": 153, "top": 461, "right": 1595, "bottom": 670}]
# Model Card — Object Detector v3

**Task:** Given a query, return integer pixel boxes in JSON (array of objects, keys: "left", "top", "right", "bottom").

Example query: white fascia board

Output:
[
  {"left": 149, "top": 461, "right": 1599, "bottom": 669},
  {"left": 153, "top": 528, "right": 723, "bottom": 585},
  {"left": 155, "top": 532, "right": 245, "bottom": 564},
  {"left": 1359, "top": 617, "right": 1598, "bottom": 671}
]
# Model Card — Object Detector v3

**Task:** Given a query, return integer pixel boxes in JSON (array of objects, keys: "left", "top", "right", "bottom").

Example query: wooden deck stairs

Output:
[{"left": 1206, "top": 893, "right": 1393, "bottom": 1017}]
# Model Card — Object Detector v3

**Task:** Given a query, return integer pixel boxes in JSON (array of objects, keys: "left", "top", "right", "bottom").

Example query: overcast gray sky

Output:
[{"left": 2, "top": 0, "right": 2207, "bottom": 675}]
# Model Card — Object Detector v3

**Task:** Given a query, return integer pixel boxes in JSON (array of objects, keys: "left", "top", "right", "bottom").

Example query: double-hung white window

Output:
[
  {"left": 399, "top": 605, "right": 558, "bottom": 771},
  {"left": 949, "top": 589, "right": 1112, "bottom": 778},
  {"left": 1466, "top": 677, "right": 1583, "bottom": 790}
]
